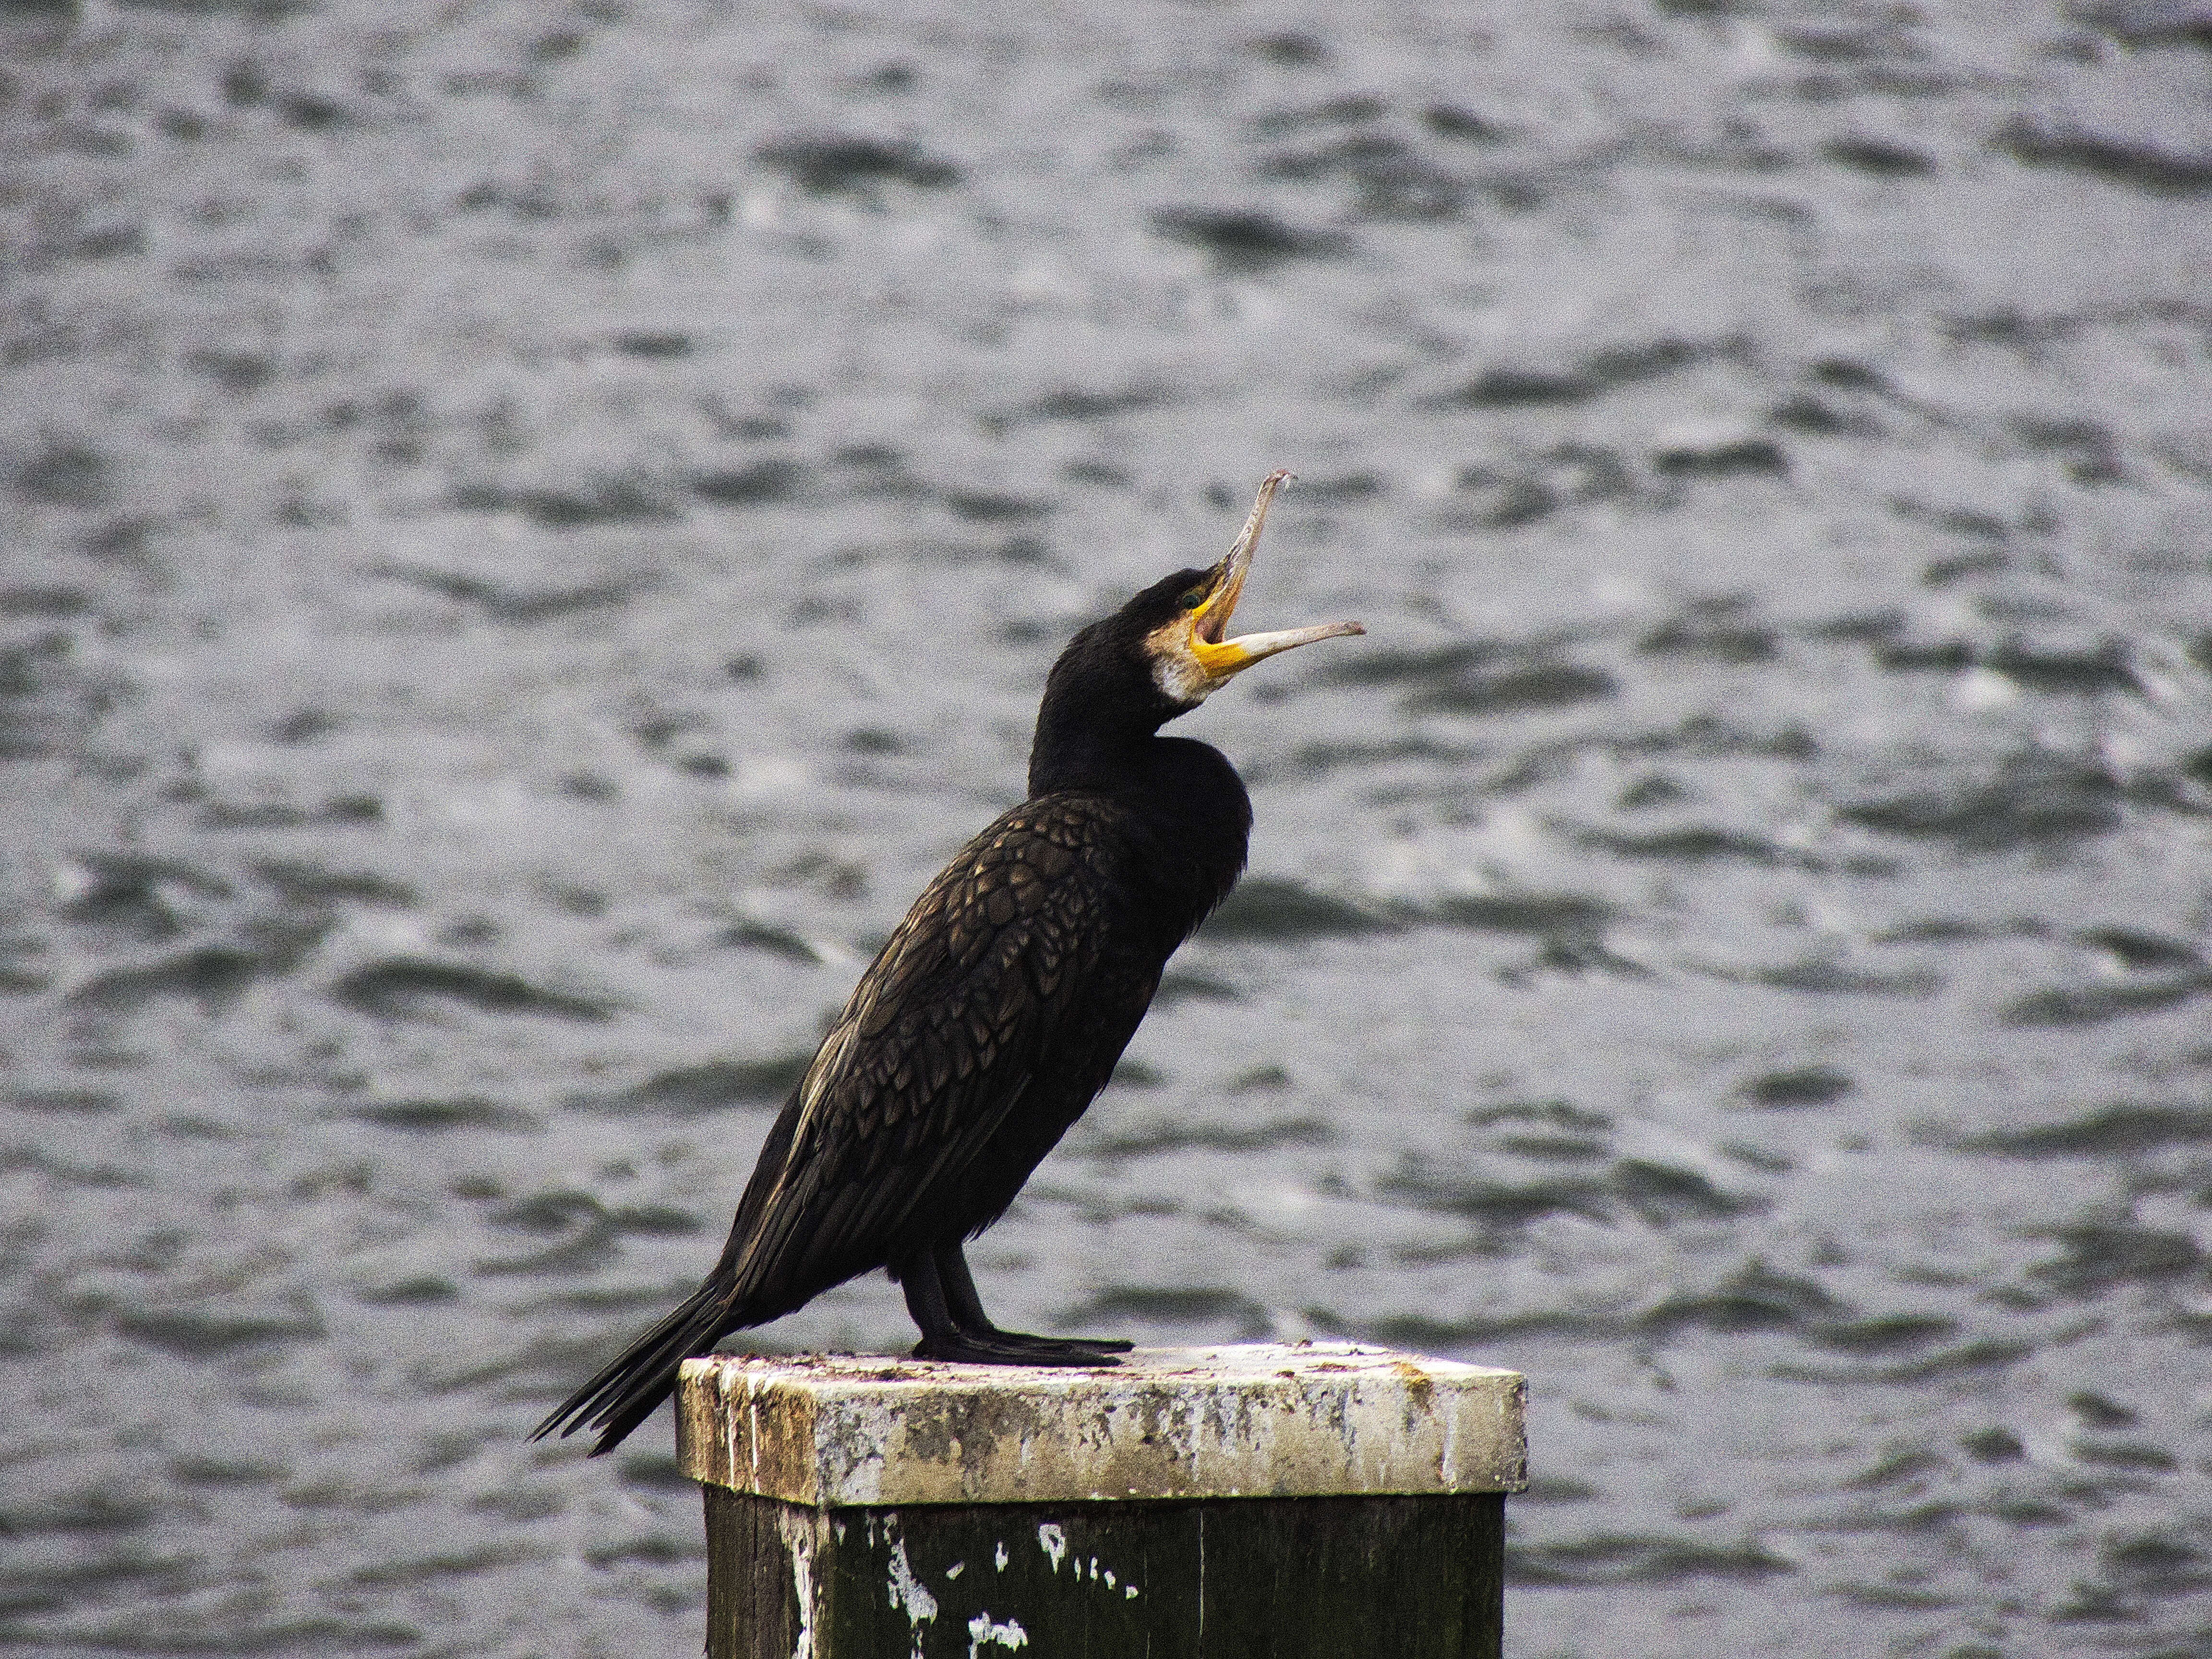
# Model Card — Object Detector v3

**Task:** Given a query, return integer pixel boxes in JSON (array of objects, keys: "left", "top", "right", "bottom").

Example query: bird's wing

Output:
[{"left": 724, "top": 796, "right": 1136, "bottom": 1303}]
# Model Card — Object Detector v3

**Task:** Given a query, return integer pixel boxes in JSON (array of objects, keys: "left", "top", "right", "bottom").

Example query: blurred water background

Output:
[{"left": 5, "top": 0, "right": 2212, "bottom": 1654}]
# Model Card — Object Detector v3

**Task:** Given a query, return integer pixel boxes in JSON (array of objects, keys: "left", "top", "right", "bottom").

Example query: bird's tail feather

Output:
[{"left": 529, "top": 1280, "right": 735, "bottom": 1457}]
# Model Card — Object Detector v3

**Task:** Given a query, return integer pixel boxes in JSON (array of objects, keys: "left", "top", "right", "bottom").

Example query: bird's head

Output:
[
  {"left": 1136, "top": 470, "right": 1367, "bottom": 708},
  {"left": 1030, "top": 472, "right": 1364, "bottom": 792},
  {"left": 1056, "top": 471, "right": 1364, "bottom": 728}
]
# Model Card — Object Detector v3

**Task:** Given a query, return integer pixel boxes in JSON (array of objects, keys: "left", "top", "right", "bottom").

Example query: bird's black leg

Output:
[
  {"left": 899, "top": 1250, "right": 1044, "bottom": 1364},
  {"left": 898, "top": 1247, "right": 1124, "bottom": 1366},
  {"left": 936, "top": 1242, "right": 1132, "bottom": 1359}
]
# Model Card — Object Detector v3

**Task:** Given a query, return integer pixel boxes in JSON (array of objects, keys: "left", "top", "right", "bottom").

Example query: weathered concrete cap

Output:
[{"left": 676, "top": 1341, "right": 1526, "bottom": 1506}]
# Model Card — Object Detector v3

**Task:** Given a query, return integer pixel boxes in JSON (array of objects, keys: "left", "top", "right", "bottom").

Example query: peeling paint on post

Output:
[{"left": 685, "top": 1343, "right": 1524, "bottom": 1657}]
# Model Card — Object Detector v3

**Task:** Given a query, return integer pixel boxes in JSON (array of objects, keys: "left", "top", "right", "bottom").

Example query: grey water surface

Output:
[{"left": 4, "top": 1, "right": 2212, "bottom": 1655}]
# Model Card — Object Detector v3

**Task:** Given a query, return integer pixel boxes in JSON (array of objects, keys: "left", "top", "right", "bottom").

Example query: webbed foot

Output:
[{"left": 912, "top": 1331, "right": 1122, "bottom": 1367}]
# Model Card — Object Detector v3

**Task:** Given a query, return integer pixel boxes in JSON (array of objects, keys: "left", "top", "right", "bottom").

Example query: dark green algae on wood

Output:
[{"left": 704, "top": 1489, "right": 1505, "bottom": 1659}]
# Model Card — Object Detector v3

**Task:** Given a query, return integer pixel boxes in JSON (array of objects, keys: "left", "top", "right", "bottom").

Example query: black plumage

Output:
[{"left": 532, "top": 472, "right": 1361, "bottom": 1455}]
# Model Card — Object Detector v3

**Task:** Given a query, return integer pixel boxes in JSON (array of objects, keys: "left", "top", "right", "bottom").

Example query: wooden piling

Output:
[{"left": 677, "top": 1341, "right": 1527, "bottom": 1657}]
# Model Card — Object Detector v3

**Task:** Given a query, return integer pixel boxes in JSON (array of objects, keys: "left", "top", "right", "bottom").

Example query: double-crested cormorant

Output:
[{"left": 533, "top": 471, "right": 1363, "bottom": 1455}]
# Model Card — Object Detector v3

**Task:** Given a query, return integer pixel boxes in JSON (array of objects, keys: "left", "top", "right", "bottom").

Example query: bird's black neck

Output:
[
  {"left": 1028, "top": 720, "right": 1251, "bottom": 937},
  {"left": 1025, "top": 695, "right": 1140, "bottom": 799}
]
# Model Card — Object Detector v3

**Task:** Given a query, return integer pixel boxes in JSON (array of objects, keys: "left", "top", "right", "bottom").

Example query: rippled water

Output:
[{"left": 5, "top": 2, "right": 2212, "bottom": 1654}]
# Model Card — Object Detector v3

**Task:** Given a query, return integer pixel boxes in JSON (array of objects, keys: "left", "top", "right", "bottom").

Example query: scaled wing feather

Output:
[{"left": 725, "top": 799, "right": 1130, "bottom": 1302}]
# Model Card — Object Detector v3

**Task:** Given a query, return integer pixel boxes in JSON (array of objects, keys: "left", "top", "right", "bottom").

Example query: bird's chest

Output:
[{"left": 1123, "top": 820, "right": 1247, "bottom": 948}]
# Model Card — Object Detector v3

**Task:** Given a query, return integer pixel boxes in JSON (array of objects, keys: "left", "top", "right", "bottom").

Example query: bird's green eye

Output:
[{"left": 1181, "top": 587, "right": 1208, "bottom": 611}]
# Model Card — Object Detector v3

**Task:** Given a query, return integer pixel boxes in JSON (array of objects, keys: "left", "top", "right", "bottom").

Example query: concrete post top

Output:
[{"left": 676, "top": 1341, "right": 1527, "bottom": 1507}]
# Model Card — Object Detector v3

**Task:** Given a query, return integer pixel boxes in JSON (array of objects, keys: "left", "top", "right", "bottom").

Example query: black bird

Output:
[{"left": 533, "top": 471, "right": 1363, "bottom": 1455}]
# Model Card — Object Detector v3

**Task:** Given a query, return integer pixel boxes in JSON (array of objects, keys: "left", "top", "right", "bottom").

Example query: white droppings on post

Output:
[
  {"left": 1195, "top": 1507, "right": 1205, "bottom": 1647},
  {"left": 965, "top": 1612, "right": 1029, "bottom": 1655},
  {"left": 1036, "top": 1522, "right": 1067, "bottom": 1573},
  {"left": 716, "top": 1366, "right": 742, "bottom": 1490},
  {"left": 773, "top": 1505, "right": 817, "bottom": 1659},
  {"left": 742, "top": 1384, "right": 755, "bottom": 1485},
  {"left": 679, "top": 1344, "right": 1527, "bottom": 1505},
  {"left": 883, "top": 1529, "right": 937, "bottom": 1658}
]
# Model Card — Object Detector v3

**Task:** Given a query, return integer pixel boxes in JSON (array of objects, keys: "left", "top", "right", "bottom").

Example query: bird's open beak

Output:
[{"left": 1188, "top": 471, "right": 1365, "bottom": 682}]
